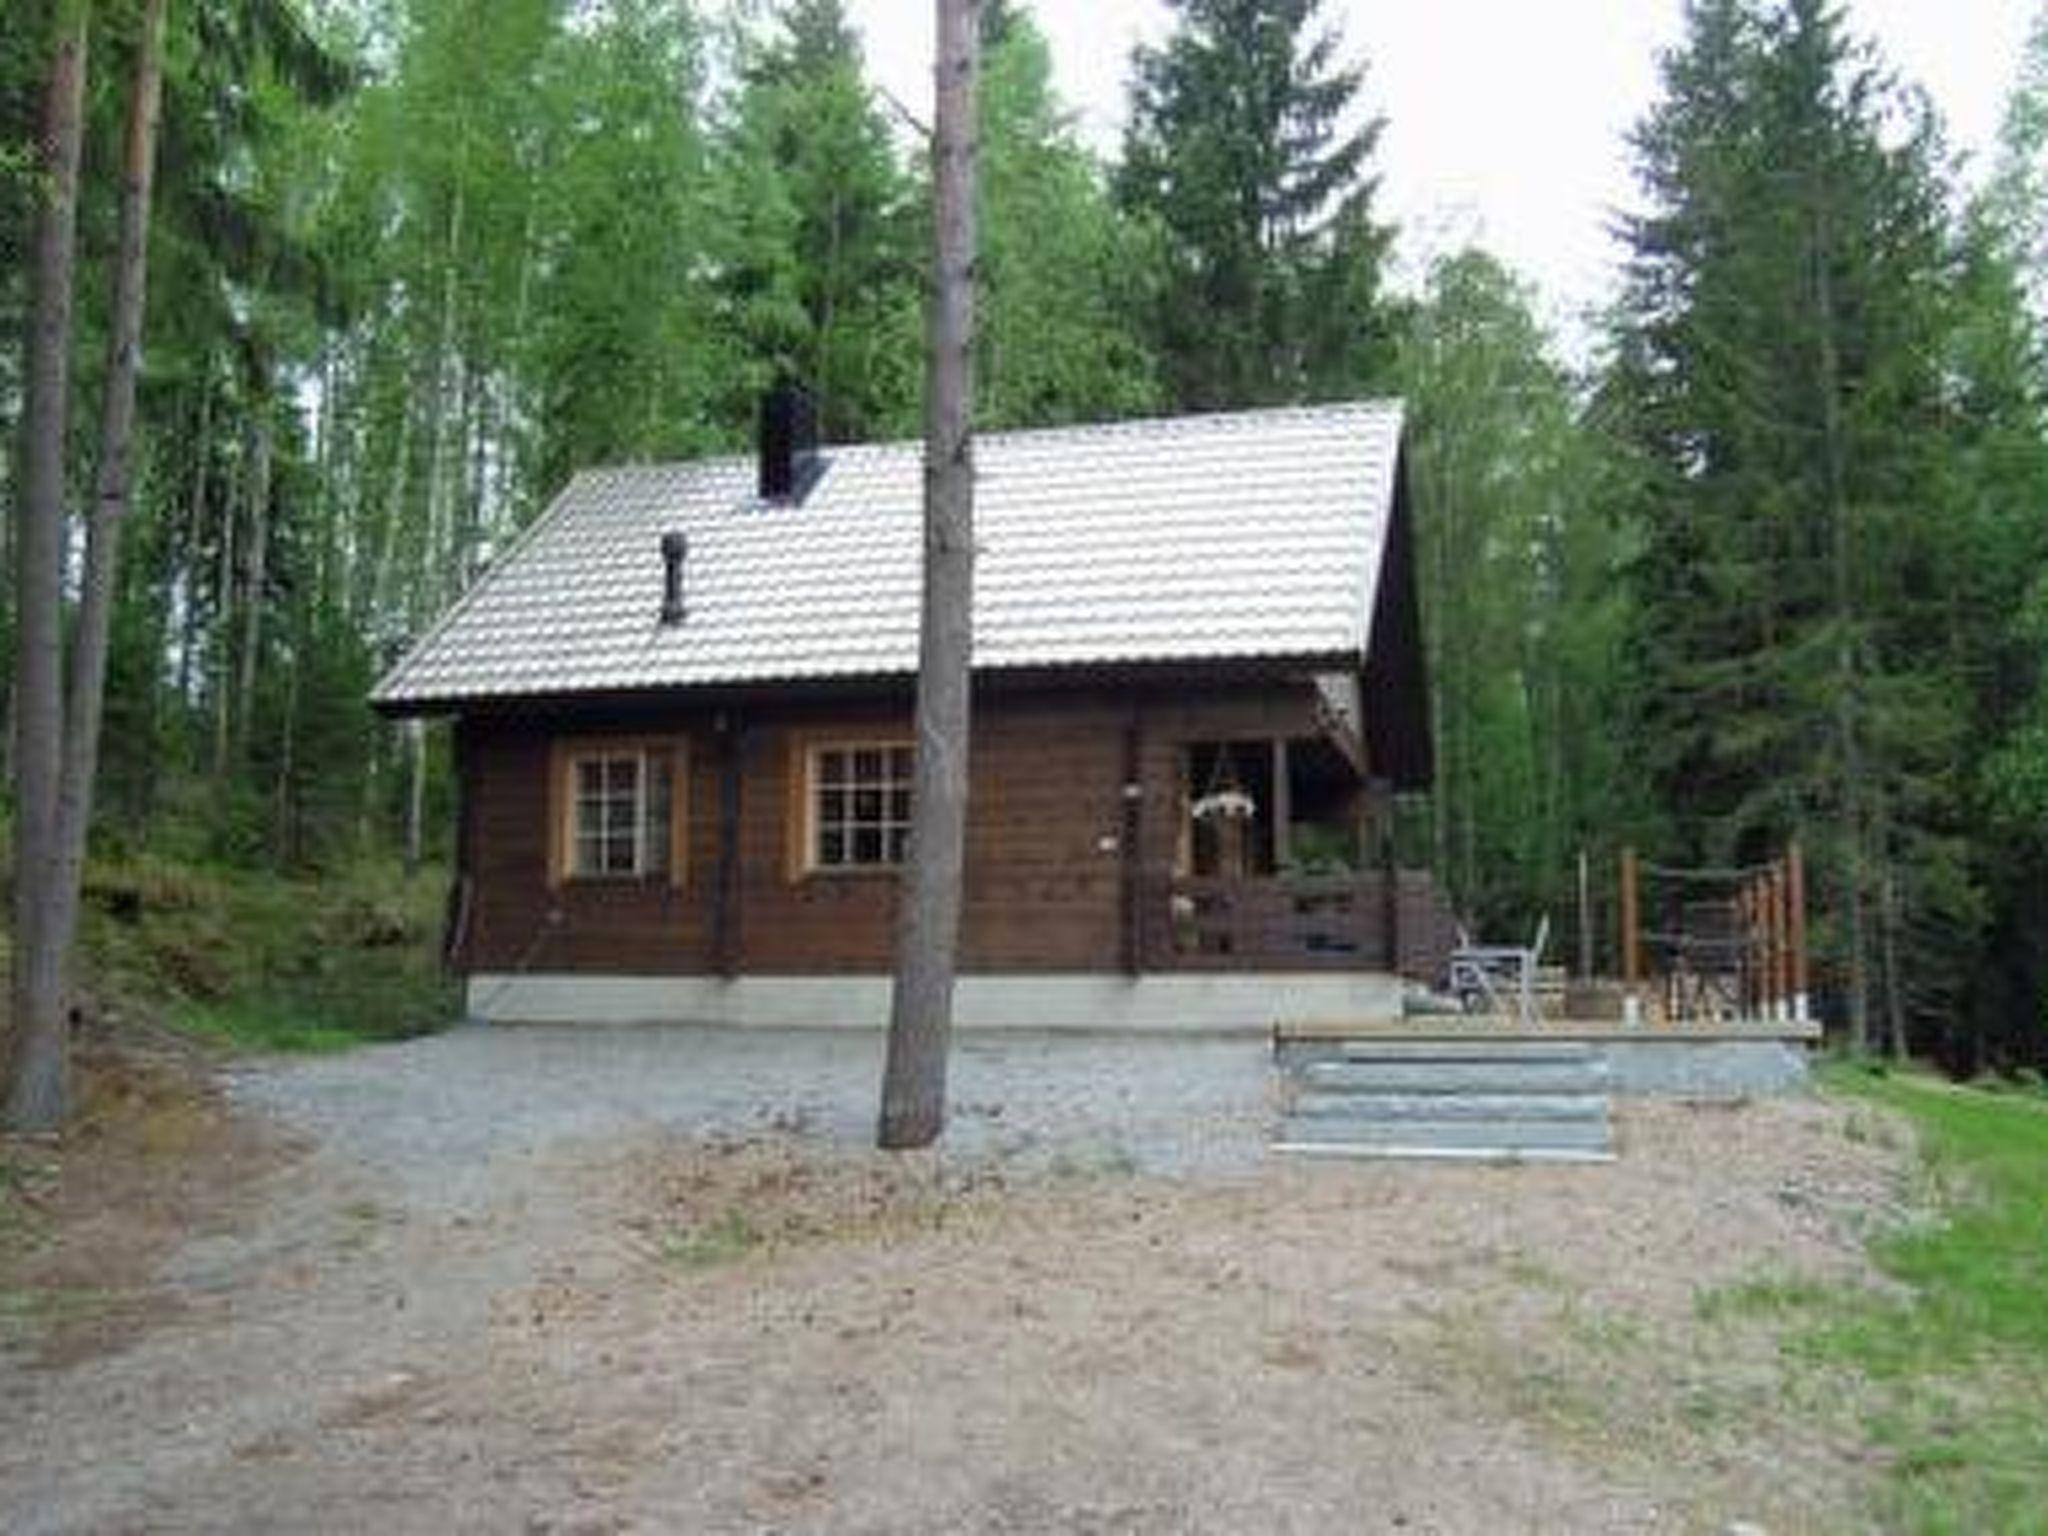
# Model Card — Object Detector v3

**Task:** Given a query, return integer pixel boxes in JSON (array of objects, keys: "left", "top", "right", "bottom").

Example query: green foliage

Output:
[
  {"left": 710, "top": 0, "right": 918, "bottom": 443},
  {"left": 976, "top": 10, "right": 1159, "bottom": 427},
  {"left": 174, "top": 1002, "right": 365, "bottom": 1054},
  {"left": 1604, "top": 0, "right": 2048, "bottom": 1054},
  {"left": 526, "top": 0, "right": 732, "bottom": 477},
  {"left": 1117, "top": 0, "right": 1398, "bottom": 409},
  {"left": 1691, "top": 1272, "right": 1837, "bottom": 1322},
  {"left": 77, "top": 856, "right": 459, "bottom": 1051},
  {"left": 1795, "top": 1071, "right": 2048, "bottom": 1532},
  {"left": 654, "top": 1207, "right": 764, "bottom": 1270},
  {"left": 1399, "top": 249, "right": 1640, "bottom": 938}
]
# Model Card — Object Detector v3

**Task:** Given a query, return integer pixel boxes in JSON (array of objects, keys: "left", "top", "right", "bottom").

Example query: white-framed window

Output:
[
  {"left": 808, "top": 742, "right": 913, "bottom": 870},
  {"left": 550, "top": 739, "right": 685, "bottom": 885}
]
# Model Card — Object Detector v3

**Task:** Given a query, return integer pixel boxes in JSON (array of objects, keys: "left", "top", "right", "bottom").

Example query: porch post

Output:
[
  {"left": 1736, "top": 879, "right": 1752, "bottom": 1017},
  {"left": 1371, "top": 777, "right": 1400, "bottom": 974},
  {"left": 1760, "top": 866, "right": 1781, "bottom": 1021},
  {"left": 1271, "top": 736, "right": 1291, "bottom": 873},
  {"left": 1121, "top": 713, "right": 1144, "bottom": 976},
  {"left": 1788, "top": 841, "right": 1810, "bottom": 1024},
  {"left": 442, "top": 718, "right": 476, "bottom": 971},
  {"left": 1576, "top": 847, "right": 1592, "bottom": 981},
  {"left": 1769, "top": 868, "right": 1785, "bottom": 1024},
  {"left": 1620, "top": 846, "right": 1642, "bottom": 1025}
]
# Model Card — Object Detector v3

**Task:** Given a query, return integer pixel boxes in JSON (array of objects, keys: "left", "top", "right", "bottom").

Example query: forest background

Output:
[{"left": 3, "top": 0, "right": 2046, "bottom": 1070}]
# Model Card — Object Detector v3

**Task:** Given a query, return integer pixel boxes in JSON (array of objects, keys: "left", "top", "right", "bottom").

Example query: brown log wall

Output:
[{"left": 451, "top": 683, "right": 1454, "bottom": 979}]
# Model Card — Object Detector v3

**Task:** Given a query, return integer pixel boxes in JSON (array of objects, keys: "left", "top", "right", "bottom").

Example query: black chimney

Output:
[
  {"left": 659, "top": 531, "right": 687, "bottom": 625},
  {"left": 758, "top": 379, "right": 821, "bottom": 503}
]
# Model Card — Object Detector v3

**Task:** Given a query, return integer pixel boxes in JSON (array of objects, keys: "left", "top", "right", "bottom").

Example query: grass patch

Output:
[
  {"left": 173, "top": 1002, "right": 365, "bottom": 1055},
  {"left": 0, "top": 1282, "right": 121, "bottom": 1348},
  {"left": 76, "top": 856, "right": 459, "bottom": 1053},
  {"left": 1693, "top": 1273, "right": 1837, "bottom": 1323},
  {"left": 0, "top": 1146, "right": 55, "bottom": 1261},
  {"left": 652, "top": 1207, "right": 763, "bottom": 1270},
  {"left": 1791, "top": 1067, "right": 2048, "bottom": 1533}
]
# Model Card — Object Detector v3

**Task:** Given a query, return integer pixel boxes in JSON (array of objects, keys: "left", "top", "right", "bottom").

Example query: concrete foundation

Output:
[
  {"left": 1275, "top": 1023, "right": 1817, "bottom": 1098},
  {"left": 1597, "top": 1037, "right": 1811, "bottom": 1097},
  {"left": 466, "top": 970, "right": 1404, "bottom": 1034}
]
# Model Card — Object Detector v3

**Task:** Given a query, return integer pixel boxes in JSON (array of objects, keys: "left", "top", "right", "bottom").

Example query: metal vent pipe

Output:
[{"left": 659, "top": 531, "right": 687, "bottom": 625}]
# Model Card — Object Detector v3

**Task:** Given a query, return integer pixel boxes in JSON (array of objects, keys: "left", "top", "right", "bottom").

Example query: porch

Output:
[{"left": 1137, "top": 717, "right": 1460, "bottom": 984}]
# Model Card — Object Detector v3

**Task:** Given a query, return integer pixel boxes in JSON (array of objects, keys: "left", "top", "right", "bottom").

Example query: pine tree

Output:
[{"left": 881, "top": 0, "right": 980, "bottom": 1151}]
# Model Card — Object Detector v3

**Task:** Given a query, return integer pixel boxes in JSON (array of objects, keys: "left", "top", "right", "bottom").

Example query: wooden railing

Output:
[{"left": 1144, "top": 871, "right": 1458, "bottom": 979}]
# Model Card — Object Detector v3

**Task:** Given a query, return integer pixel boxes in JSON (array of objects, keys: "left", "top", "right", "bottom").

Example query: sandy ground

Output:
[{"left": 0, "top": 1026, "right": 1915, "bottom": 1535}]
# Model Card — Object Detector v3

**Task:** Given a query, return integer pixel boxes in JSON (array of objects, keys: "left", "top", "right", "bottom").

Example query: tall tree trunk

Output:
[
  {"left": 879, "top": 0, "right": 981, "bottom": 1151},
  {"left": 311, "top": 341, "right": 336, "bottom": 614},
  {"left": 361, "top": 400, "right": 414, "bottom": 850},
  {"left": 333, "top": 344, "right": 358, "bottom": 620},
  {"left": 422, "top": 185, "right": 464, "bottom": 625},
  {"left": 236, "top": 406, "right": 274, "bottom": 756},
  {"left": 368, "top": 394, "right": 413, "bottom": 632},
  {"left": 49, "top": 0, "right": 169, "bottom": 990},
  {"left": 176, "top": 372, "right": 212, "bottom": 704},
  {"left": 1880, "top": 859, "right": 1906, "bottom": 1058},
  {"left": 404, "top": 717, "right": 427, "bottom": 879},
  {"left": 1814, "top": 201, "right": 1872, "bottom": 1051},
  {"left": 459, "top": 358, "right": 484, "bottom": 589},
  {"left": 212, "top": 441, "right": 239, "bottom": 778},
  {"left": 5, "top": 13, "right": 88, "bottom": 1134},
  {"left": 275, "top": 619, "right": 301, "bottom": 866}
]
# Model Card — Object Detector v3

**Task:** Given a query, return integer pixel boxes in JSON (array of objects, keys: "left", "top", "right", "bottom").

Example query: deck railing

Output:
[{"left": 1147, "top": 871, "right": 1457, "bottom": 980}]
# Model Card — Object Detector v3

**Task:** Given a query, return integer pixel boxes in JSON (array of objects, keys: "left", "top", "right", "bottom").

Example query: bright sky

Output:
[{"left": 846, "top": 0, "right": 2039, "bottom": 339}]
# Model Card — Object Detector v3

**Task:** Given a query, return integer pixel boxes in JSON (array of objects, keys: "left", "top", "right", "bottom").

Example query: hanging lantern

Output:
[
  {"left": 1190, "top": 746, "right": 1256, "bottom": 823},
  {"left": 1190, "top": 787, "right": 1256, "bottom": 822}
]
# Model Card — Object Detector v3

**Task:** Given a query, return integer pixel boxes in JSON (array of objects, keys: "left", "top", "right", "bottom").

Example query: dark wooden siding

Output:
[{"left": 453, "top": 682, "right": 1384, "bottom": 977}]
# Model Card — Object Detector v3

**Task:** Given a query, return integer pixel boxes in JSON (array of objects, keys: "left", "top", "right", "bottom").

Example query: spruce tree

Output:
[
  {"left": 1609, "top": 0, "right": 2015, "bottom": 1050},
  {"left": 1116, "top": 0, "right": 1395, "bottom": 409},
  {"left": 712, "top": 0, "right": 918, "bottom": 442},
  {"left": 976, "top": 5, "right": 1158, "bottom": 426}
]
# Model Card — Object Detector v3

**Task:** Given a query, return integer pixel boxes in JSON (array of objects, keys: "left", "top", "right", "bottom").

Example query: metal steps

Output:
[{"left": 1273, "top": 1039, "right": 1615, "bottom": 1162}]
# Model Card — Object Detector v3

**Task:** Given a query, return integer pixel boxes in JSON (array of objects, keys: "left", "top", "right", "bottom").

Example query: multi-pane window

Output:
[
  {"left": 811, "top": 744, "right": 913, "bottom": 869},
  {"left": 571, "top": 750, "right": 673, "bottom": 878}
]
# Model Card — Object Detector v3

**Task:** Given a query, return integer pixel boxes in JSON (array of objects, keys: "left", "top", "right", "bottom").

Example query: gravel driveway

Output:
[
  {"left": 0, "top": 1024, "right": 1904, "bottom": 1535},
  {"left": 228, "top": 1023, "right": 1275, "bottom": 1208}
]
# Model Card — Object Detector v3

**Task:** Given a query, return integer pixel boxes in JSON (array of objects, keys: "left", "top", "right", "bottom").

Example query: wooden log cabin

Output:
[{"left": 372, "top": 392, "right": 1458, "bottom": 1030}]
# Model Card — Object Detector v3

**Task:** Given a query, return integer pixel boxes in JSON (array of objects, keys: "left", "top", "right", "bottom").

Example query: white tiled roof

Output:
[{"left": 372, "top": 400, "right": 1405, "bottom": 707}]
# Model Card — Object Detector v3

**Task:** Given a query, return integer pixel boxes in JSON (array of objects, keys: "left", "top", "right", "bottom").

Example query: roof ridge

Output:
[{"left": 563, "top": 398, "right": 1407, "bottom": 478}]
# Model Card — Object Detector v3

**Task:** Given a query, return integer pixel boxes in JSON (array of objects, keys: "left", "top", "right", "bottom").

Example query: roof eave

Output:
[{"left": 368, "top": 649, "right": 1368, "bottom": 721}]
